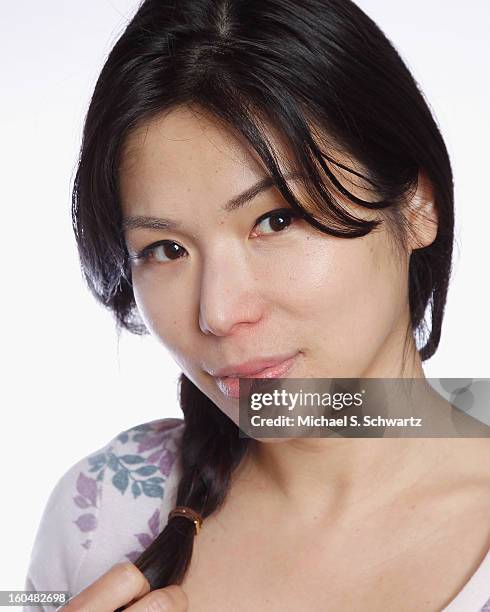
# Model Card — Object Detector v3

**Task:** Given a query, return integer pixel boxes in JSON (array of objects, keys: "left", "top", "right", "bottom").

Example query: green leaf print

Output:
[
  {"left": 135, "top": 465, "right": 158, "bottom": 476},
  {"left": 121, "top": 455, "right": 145, "bottom": 464},
  {"left": 112, "top": 469, "right": 129, "bottom": 494},
  {"left": 131, "top": 481, "right": 142, "bottom": 498},
  {"left": 141, "top": 481, "right": 164, "bottom": 498},
  {"left": 107, "top": 452, "right": 120, "bottom": 472}
]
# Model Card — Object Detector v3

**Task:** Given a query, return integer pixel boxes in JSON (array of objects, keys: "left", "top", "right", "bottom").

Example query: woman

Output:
[{"left": 24, "top": 0, "right": 489, "bottom": 610}]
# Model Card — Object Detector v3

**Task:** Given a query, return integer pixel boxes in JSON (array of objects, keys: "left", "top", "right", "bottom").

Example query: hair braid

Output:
[{"left": 130, "top": 373, "right": 250, "bottom": 589}]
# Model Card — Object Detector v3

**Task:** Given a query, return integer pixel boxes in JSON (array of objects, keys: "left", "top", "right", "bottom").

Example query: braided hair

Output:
[{"left": 133, "top": 373, "right": 250, "bottom": 588}]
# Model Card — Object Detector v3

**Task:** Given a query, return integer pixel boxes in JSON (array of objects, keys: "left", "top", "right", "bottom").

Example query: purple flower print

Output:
[
  {"left": 72, "top": 471, "right": 100, "bottom": 550},
  {"left": 125, "top": 508, "right": 161, "bottom": 563},
  {"left": 137, "top": 434, "right": 167, "bottom": 454},
  {"left": 148, "top": 507, "right": 160, "bottom": 536},
  {"left": 74, "top": 513, "right": 97, "bottom": 532},
  {"left": 75, "top": 472, "right": 98, "bottom": 507},
  {"left": 146, "top": 448, "right": 174, "bottom": 477}
]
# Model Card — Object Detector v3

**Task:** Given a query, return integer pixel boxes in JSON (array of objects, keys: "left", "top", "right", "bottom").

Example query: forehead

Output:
[
  {"left": 118, "top": 105, "right": 272, "bottom": 206},
  {"left": 118, "top": 104, "right": 380, "bottom": 226}
]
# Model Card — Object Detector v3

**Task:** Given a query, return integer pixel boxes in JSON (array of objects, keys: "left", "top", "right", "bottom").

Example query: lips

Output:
[
  {"left": 213, "top": 352, "right": 299, "bottom": 399},
  {"left": 211, "top": 352, "right": 299, "bottom": 378}
]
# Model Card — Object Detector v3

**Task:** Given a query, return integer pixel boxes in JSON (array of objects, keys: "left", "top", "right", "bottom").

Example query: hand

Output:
[{"left": 60, "top": 561, "right": 188, "bottom": 611}]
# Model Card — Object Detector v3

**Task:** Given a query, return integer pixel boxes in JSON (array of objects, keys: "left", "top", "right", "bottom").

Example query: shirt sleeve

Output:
[
  {"left": 22, "top": 418, "right": 185, "bottom": 612},
  {"left": 22, "top": 451, "right": 103, "bottom": 612}
]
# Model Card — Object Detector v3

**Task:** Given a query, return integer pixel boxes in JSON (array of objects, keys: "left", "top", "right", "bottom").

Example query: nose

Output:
[{"left": 198, "top": 248, "right": 264, "bottom": 336}]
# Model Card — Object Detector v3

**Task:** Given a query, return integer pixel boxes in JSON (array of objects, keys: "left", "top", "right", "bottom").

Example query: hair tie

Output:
[{"left": 168, "top": 505, "right": 203, "bottom": 535}]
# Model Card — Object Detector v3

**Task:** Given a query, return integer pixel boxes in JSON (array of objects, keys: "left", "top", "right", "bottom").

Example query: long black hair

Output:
[{"left": 71, "top": 0, "right": 454, "bottom": 590}]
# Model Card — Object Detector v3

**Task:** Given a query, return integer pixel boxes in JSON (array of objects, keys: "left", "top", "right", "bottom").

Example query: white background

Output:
[{"left": 1, "top": 0, "right": 488, "bottom": 595}]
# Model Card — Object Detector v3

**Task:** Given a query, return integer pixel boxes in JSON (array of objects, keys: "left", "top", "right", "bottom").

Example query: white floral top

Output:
[
  {"left": 23, "top": 418, "right": 185, "bottom": 611},
  {"left": 24, "top": 417, "right": 490, "bottom": 611}
]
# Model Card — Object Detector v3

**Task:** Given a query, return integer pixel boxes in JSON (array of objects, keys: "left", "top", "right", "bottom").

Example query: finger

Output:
[
  {"left": 61, "top": 562, "right": 151, "bottom": 611},
  {"left": 125, "top": 585, "right": 188, "bottom": 612}
]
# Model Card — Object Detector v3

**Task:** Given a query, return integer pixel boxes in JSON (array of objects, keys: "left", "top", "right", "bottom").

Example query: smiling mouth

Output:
[{"left": 213, "top": 353, "right": 299, "bottom": 399}]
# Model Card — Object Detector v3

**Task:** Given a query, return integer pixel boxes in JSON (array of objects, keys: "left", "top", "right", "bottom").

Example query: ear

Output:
[{"left": 406, "top": 169, "right": 438, "bottom": 250}]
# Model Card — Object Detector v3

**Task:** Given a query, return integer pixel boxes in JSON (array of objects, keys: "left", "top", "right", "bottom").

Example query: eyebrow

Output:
[{"left": 121, "top": 171, "right": 302, "bottom": 232}]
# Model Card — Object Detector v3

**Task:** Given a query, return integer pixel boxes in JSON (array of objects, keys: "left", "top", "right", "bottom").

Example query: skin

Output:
[
  {"left": 119, "top": 104, "right": 432, "bottom": 404},
  {"left": 62, "top": 562, "right": 188, "bottom": 611},
  {"left": 117, "top": 105, "right": 490, "bottom": 609}
]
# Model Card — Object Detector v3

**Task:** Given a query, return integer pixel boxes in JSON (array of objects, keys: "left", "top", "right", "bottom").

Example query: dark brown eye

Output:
[
  {"left": 152, "top": 242, "right": 185, "bottom": 262},
  {"left": 254, "top": 209, "right": 297, "bottom": 235},
  {"left": 133, "top": 241, "right": 187, "bottom": 264}
]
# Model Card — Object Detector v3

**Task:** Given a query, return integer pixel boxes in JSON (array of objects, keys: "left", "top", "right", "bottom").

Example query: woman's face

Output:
[{"left": 119, "top": 105, "right": 423, "bottom": 425}]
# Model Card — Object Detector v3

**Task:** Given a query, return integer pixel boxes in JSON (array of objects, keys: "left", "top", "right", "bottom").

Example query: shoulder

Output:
[
  {"left": 88, "top": 417, "right": 185, "bottom": 505},
  {"left": 24, "top": 418, "right": 185, "bottom": 608}
]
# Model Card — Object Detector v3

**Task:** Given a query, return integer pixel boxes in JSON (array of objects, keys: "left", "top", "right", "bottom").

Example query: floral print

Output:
[
  {"left": 73, "top": 469, "right": 100, "bottom": 549},
  {"left": 71, "top": 419, "right": 181, "bottom": 551},
  {"left": 125, "top": 507, "right": 161, "bottom": 563}
]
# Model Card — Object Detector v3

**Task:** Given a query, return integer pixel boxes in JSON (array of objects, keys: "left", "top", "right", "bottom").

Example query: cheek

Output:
[
  {"left": 131, "top": 269, "right": 196, "bottom": 360},
  {"left": 280, "top": 232, "right": 407, "bottom": 373}
]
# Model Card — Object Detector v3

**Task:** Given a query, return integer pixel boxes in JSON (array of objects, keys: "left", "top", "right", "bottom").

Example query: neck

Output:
[{"left": 234, "top": 337, "right": 458, "bottom": 525}]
